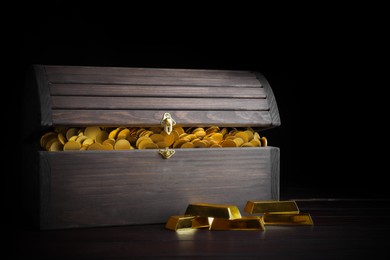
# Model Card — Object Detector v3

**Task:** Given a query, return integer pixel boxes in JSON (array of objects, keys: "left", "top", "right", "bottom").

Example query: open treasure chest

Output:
[{"left": 21, "top": 65, "right": 281, "bottom": 229}]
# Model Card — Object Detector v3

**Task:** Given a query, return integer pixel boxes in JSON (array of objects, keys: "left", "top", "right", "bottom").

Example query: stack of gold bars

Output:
[
  {"left": 40, "top": 126, "right": 268, "bottom": 151},
  {"left": 165, "top": 201, "right": 313, "bottom": 231}
]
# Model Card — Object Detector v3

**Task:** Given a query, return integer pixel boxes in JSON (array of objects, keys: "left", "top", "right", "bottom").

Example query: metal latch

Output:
[
  {"left": 159, "top": 147, "right": 175, "bottom": 159},
  {"left": 161, "top": 113, "right": 176, "bottom": 135}
]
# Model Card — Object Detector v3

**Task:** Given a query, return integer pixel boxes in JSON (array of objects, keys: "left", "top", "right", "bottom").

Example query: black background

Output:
[{"left": 8, "top": 3, "right": 389, "bottom": 225}]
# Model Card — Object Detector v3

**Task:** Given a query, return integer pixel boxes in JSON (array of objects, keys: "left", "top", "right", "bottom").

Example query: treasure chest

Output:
[{"left": 21, "top": 65, "right": 281, "bottom": 230}]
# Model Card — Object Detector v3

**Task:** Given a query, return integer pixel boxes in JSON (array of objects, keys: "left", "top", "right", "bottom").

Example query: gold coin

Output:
[
  {"left": 80, "top": 146, "right": 88, "bottom": 150},
  {"left": 114, "top": 139, "right": 132, "bottom": 150},
  {"left": 210, "top": 144, "right": 222, "bottom": 148},
  {"left": 156, "top": 141, "right": 168, "bottom": 148},
  {"left": 250, "top": 139, "right": 261, "bottom": 147},
  {"left": 233, "top": 137, "right": 244, "bottom": 147},
  {"left": 57, "top": 133, "right": 67, "bottom": 145},
  {"left": 49, "top": 141, "right": 64, "bottom": 151},
  {"left": 161, "top": 132, "right": 175, "bottom": 146},
  {"left": 173, "top": 139, "right": 187, "bottom": 148},
  {"left": 235, "top": 131, "right": 249, "bottom": 143},
  {"left": 194, "top": 130, "right": 206, "bottom": 138},
  {"left": 186, "top": 134, "right": 197, "bottom": 141},
  {"left": 82, "top": 138, "right": 94, "bottom": 146},
  {"left": 45, "top": 137, "right": 59, "bottom": 151},
  {"left": 40, "top": 131, "right": 57, "bottom": 148},
  {"left": 101, "top": 143, "right": 114, "bottom": 150},
  {"left": 96, "top": 130, "right": 109, "bottom": 143},
  {"left": 136, "top": 136, "right": 152, "bottom": 148},
  {"left": 103, "top": 138, "right": 116, "bottom": 147},
  {"left": 126, "top": 135, "right": 137, "bottom": 146},
  {"left": 181, "top": 142, "right": 194, "bottom": 148},
  {"left": 76, "top": 135, "right": 88, "bottom": 143},
  {"left": 210, "top": 133, "right": 223, "bottom": 144},
  {"left": 193, "top": 140, "right": 207, "bottom": 148},
  {"left": 244, "top": 130, "right": 254, "bottom": 141},
  {"left": 205, "top": 126, "right": 220, "bottom": 135},
  {"left": 241, "top": 142, "right": 255, "bottom": 147},
  {"left": 260, "top": 137, "right": 268, "bottom": 147},
  {"left": 117, "top": 128, "right": 130, "bottom": 139},
  {"left": 87, "top": 143, "right": 104, "bottom": 150},
  {"left": 254, "top": 132, "right": 260, "bottom": 140},
  {"left": 173, "top": 126, "right": 185, "bottom": 135},
  {"left": 84, "top": 126, "right": 101, "bottom": 140},
  {"left": 150, "top": 134, "right": 165, "bottom": 143},
  {"left": 108, "top": 128, "right": 121, "bottom": 139},
  {"left": 66, "top": 128, "right": 79, "bottom": 140},
  {"left": 221, "top": 139, "right": 237, "bottom": 147},
  {"left": 138, "top": 139, "right": 154, "bottom": 149},
  {"left": 63, "top": 141, "right": 81, "bottom": 151},
  {"left": 68, "top": 135, "right": 78, "bottom": 142},
  {"left": 142, "top": 142, "right": 159, "bottom": 149}
]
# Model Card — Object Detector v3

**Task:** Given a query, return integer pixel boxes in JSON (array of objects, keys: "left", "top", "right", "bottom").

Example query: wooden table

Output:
[{"left": 10, "top": 199, "right": 390, "bottom": 259}]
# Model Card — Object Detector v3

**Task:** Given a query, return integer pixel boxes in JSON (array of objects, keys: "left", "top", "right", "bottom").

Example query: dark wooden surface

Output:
[
  {"left": 35, "top": 147, "right": 279, "bottom": 229},
  {"left": 10, "top": 199, "right": 390, "bottom": 259}
]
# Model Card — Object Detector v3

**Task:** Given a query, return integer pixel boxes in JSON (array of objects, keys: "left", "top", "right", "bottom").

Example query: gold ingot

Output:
[
  {"left": 114, "top": 139, "right": 132, "bottom": 150},
  {"left": 84, "top": 126, "right": 101, "bottom": 139},
  {"left": 185, "top": 203, "right": 242, "bottom": 219},
  {"left": 63, "top": 141, "right": 81, "bottom": 151},
  {"left": 244, "top": 200, "right": 299, "bottom": 214},
  {"left": 263, "top": 213, "right": 314, "bottom": 226},
  {"left": 221, "top": 139, "right": 237, "bottom": 147},
  {"left": 165, "top": 215, "right": 209, "bottom": 231},
  {"left": 210, "top": 216, "right": 265, "bottom": 231}
]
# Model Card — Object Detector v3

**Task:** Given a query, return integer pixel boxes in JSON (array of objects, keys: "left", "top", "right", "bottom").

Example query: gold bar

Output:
[
  {"left": 244, "top": 200, "right": 299, "bottom": 214},
  {"left": 165, "top": 215, "right": 210, "bottom": 231},
  {"left": 210, "top": 216, "right": 265, "bottom": 231},
  {"left": 263, "top": 213, "right": 314, "bottom": 226},
  {"left": 185, "top": 203, "right": 242, "bottom": 219}
]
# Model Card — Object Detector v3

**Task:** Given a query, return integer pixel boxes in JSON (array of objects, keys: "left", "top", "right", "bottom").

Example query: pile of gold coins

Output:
[{"left": 40, "top": 126, "right": 268, "bottom": 151}]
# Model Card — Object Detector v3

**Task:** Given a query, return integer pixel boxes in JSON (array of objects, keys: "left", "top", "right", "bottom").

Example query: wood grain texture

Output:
[
  {"left": 51, "top": 110, "right": 273, "bottom": 127},
  {"left": 51, "top": 96, "right": 269, "bottom": 111},
  {"left": 254, "top": 72, "right": 281, "bottom": 127},
  {"left": 50, "top": 84, "right": 266, "bottom": 98},
  {"left": 39, "top": 147, "right": 279, "bottom": 229},
  {"left": 34, "top": 65, "right": 52, "bottom": 127},
  {"left": 45, "top": 65, "right": 257, "bottom": 79}
]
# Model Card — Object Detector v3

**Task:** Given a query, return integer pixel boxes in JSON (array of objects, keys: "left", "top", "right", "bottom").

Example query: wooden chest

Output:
[{"left": 22, "top": 65, "right": 281, "bottom": 229}]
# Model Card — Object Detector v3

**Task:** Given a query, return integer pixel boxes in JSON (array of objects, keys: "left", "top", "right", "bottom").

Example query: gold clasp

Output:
[
  {"left": 161, "top": 113, "right": 176, "bottom": 135},
  {"left": 159, "top": 147, "right": 175, "bottom": 159}
]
